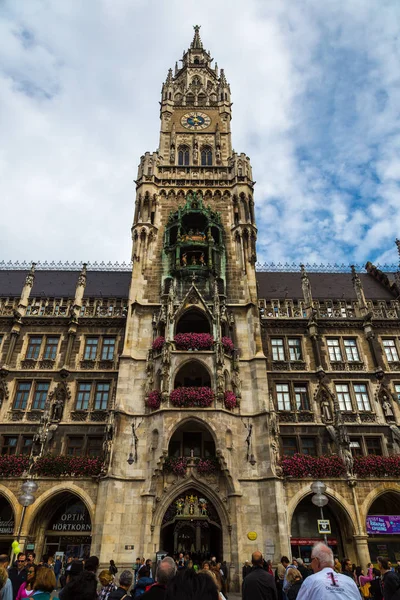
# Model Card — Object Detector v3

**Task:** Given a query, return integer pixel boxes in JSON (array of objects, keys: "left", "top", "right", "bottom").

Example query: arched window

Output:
[
  {"left": 201, "top": 146, "right": 212, "bottom": 166},
  {"left": 178, "top": 146, "right": 190, "bottom": 166}
]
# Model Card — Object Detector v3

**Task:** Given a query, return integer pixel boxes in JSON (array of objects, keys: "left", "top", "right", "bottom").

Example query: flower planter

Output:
[
  {"left": 170, "top": 386, "right": 214, "bottom": 408},
  {"left": 0, "top": 455, "right": 30, "bottom": 477},
  {"left": 280, "top": 454, "right": 346, "bottom": 478},
  {"left": 224, "top": 390, "right": 237, "bottom": 410},
  {"left": 146, "top": 390, "right": 162, "bottom": 410},
  {"left": 196, "top": 457, "right": 219, "bottom": 476},
  {"left": 221, "top": 337, "right": 234, "bottom": 353},
  {"left": 152, "top": 337, "right": 165, "bottom": 352},
  {"left": 164, "top": 456, "right": 188, "bottom": 477},
  {"left": 33, "top": 455, "right": 103, "bottom": 477},
  {"left": 174, "top": 333, "right": 214, "bottom": 351}
]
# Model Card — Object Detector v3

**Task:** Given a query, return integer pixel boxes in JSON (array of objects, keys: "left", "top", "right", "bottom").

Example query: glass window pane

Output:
[
  {"left": 276, "top": 383, "right": 291, "bottom": 411},
  {"left": 94, "top": 382, "right": 110, "bottom": 410},
  {"left": 44, "top": 337, "right": 59, "bottom": 360},
  {"left": 87, "top": 437, "right": 103, "bottom": 457},
  {"left": 288, "top": 339, "right": 302, "bottom": 361},
  {"left": 271, "top": 339, "right": 285, "bottom": 361},
  {"left": 294, "top": 385, "right": 310, "bottom": 410},
  {"left": 282, "top": 438, "right": 297, "bottom": 456},
  {"left": 84, "top": 338, "right": 98, "bottom": 360},
  {"left": 21, "top": 437, "right": 33, "bottom": 455},
  {"left": 335, "top": 383, "right": 352, "bottom": 411},
  {"left": 183, "top": 432, "right": 201, "bottom": 457},
  {"left": 101, "top": 338, "right": 116, "bottom": 360},
  {"left": 395, "top": 384, "right": 400, "bottom": 402},
  {"left": 327, "top": 339, "right": 342, "bottom": 361},
  {"left": 67, "top": 437, "right": 84, "bottom": 456},
  {"left": 301, "top": 438, "right": 317, "bottom": 456},
  {"left": 14, "top": 382, "right": 31, "bottom": 410},
  {"left": 32, "top": 382, "right": 50, "bottom": 410},
  {"left": 1, "top": 437, "right": 18, "bottom": 455},
  {"left": 383, "top": 339, "right": 399, "bottom": 362},
  {"left": 350, "top": 438, "right": 363, "bottom": 456},
  {"left": 76, "top": 383, "right": 92, "bottom": 410},
  {"left": 344, "top": 339, "right": 360, "bottom": 361},
  {"left": 366, "top": 437, "right": 382, "bottom": 455},
  {"left": 353, "top": 383, "right": 371, "bottom": 411},
  {"left": 26, "top": 336, "right": 42, "bottom": 360}
]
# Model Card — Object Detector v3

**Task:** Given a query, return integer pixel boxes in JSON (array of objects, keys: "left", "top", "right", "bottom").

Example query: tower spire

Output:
[{"left": 191, "top": 25, "right": 203, "bottom": 49}]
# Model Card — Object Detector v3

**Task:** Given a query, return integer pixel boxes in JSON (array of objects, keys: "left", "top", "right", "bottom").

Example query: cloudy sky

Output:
[{"left": 1, "top": 0, "right": 400, "bottom": 268}]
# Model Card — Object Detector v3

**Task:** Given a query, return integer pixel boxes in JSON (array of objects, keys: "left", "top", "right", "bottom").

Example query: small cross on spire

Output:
[{"left": 191, "top": 25, "right": 203, "bottom": 49}]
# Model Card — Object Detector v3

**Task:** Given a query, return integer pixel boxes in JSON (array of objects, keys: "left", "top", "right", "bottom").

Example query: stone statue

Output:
[
  {"left": 191, "top": 255, "right": 197, "bottom": 265},
  {"left": 181, "top": 253, "right": 187, "bottom": 266},
  {"left": 231, "top": 369, "right": 242, "bottom": 399},
  {"left": 382, "top": 397, "right": 394, "bottom": 418},
  {"left": 216, "top": 367, "right": 224, "bottom": 396},
  {"left": 51, "top": 396, "right": 64, "bottom": 422},
  {"left": 199, "top": 253, "right": 205, "bottom": 266},
  {"left": 321, "top": 395, "right": 333, "bottom": 423},
  {"left": 341, "top": 447, "right": 354, "bottom": 476}
]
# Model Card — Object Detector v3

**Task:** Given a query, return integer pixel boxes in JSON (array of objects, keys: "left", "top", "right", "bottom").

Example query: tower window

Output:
[
  {"left": 201, "top": 146, "right": 212, "bottom": 166},
  {"left": 178, "top": 146, "right": 190, "bottom": 166}
]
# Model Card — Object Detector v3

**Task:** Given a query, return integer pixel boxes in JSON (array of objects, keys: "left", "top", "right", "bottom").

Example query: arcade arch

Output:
[
  {"left": 366, "top": 490, "right": 400, "bottom": 562},
  {"left": 0, "top": 493, "right": 16, "bottom": 553}
]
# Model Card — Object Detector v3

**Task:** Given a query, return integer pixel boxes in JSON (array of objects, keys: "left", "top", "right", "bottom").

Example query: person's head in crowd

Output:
[
  {"left": 200, "top": 568, "right": 221, "bottom": 592},
  {"left": 165, "top": 568, "right": 219, "bottom": 600},
  {"left": 41, "top": 554, "right": 49, "bottom": 565},
  {"left": 0, "top": 567, "right": 7, "bottom": 591},
  {"left": 280, "top": 556, "right": 290, "bottom": 568},
  {"left": 156, "top": 558, "right": 177, "bottom": 586},
  {"left": 26, "top": 563, "right": 38, "bottom": 588},
  {"left": 65, "top": 560, "right": 84, "bottom": 585},
  {"left": 202, "top": 561, "right": 210, "bottom": 570},
  {"left": 27, "top": 552, "right": 36, "bottom": 565},
  {"left": 252, "top": 551, "right": 264, "bottom": 567},
  {"left": 138, "top": 567, "right": 150, "bottom": 579},
  {"left": 84, "top": 556, "right": 99, "bottom": 573},
  {"left": 378, "top": 556, "right": 390, "bottom": 573},
  {"left": 99, "top": 569, "right": 114, "bottom": 588},
  {"left": 119, "top": 570, "right": 133, "bottom": 591},
  {"left": 135, "top": 557, "right": 141, "bottom": 565},
  {"left": 16, "top": 553, "right": 27, "bottom": 571},
  {"left": 33, "top": 566, "right": 56, "bottom": 592},
  {"left": 59, "top": 570, "right": 97, "bottom": 600},
  {"left": 0, "top": 555, "right": 9, "bottom": 569},
  {"left": 311, "top": 543, "right": 334, "bottom": 574},
  {"left": 286, "top": 568, "right": 302, "bottom": 586}
]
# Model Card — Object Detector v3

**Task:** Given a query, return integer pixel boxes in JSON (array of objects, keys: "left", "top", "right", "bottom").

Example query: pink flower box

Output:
[
  {"left": 152, "top": 336, "right": 165, "bottom": 352},
  {"left": 224, "top": 390, "right": 237, "bottom": 410},
  {"left": 170, "top": 386, "right": 214, "bottom": 408},
  {"left": 146, "top": 390, "right": 162, "bottom": 410},
  {"left": 174, "top": 333, "right": 214, "bottom": 351}
]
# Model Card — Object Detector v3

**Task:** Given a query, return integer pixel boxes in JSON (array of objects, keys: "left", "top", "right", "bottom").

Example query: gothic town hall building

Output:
[{"left": 0, "top": 27, "right": 399, "bottom": 588}]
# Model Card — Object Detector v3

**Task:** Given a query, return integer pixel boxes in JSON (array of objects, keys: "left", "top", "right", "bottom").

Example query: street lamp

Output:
[
  {"left": 17, "top": 480, "right": 38, "bottom": 541},
  {"left": 311, "top": 481, "right": 329, "bottom": 544}
]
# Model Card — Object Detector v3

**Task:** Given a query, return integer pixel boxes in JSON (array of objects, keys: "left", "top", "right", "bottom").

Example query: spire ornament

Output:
[{"left": 191, "top": 25, "right": 203, "bottom": 49}]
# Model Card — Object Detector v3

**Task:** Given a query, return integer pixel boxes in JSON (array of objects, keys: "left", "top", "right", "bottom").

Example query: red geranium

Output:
[
  {"left": 170, "top": 386, "right": 214, "bottom": 408},
  {"left": 221, "top": 337, "right": 234, "bottom": 353},
  {"left": 146, "top": 390, "right": 162, "bottom": 410},
  {"left": 152, "top": 337, "right": 165, "bottom": 352},
  {"left": 174, "top": 333, "right": 214, "bottom": 351},
  {"left": 164, "top": 457, "right": 187, "bottom": 477},
  {"left": 224, "top": 391, "right": 237, "bottom": 410}
]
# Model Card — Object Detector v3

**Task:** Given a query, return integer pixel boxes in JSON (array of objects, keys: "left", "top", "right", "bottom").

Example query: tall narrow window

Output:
[
  {"left": 294, "top": 385, "right": 310, "bottom": 410},
  {"left": 354, "top": 383, "right": 371, "bottom": 411},
  {"left": 87, "top": 437, "right": 103, "bottom": 457},
  {"left": 288, "top": 339, "right": 302, "bottom": 361},
  {"left": 67, "top": 437, "right": 84, "bottom": 456},
  {"left": 201, "top": 146, "right": 212, "bottom": 166},
  {"left": 21, "top": 436, "right": 34, "bottom": 455},
  {"left": 26, "top": 336, "right": 42, "bottom": 360},
  {"left": 335, "top": 383, "right": 352, "bottom": 411},
  {"left": 271, "top": 339, "right": 285, "bottom": 361},
  {"left": 101, "top": 338, "right": 116, "bottom": 361},
  {"left": 395, "top": 384, "right": 400, "bottom": 402},
  {"left": 344, "top": 339, "right": 360, "bottom": 362},
  {"left": 44, "top": 337, "right": 59, "bottom": 360},
  {"left": 327, "top": 339, "right": 342, "bottom": 361},
  {"left": 32, "top": 382, "right": 50, "bottom": 410},
  {"left": 14, "top": 382, "right": 31, "bottom": 410},
  {"left": 94, "top": 382, "right": 110, "bottom": 410},
  {"left": 84, "top": 337, "right": 98, "bottom": 360},
  {"left": 383, "top": 339, "right": 399, "bottom": 362},
  {"left": 276, "top": 383, "right": 291, "bottom": 411},
  {"left": 366, "top": 437, "right": 382, "bottom": 455},
  {"left": 178, "top": 146, "right": 189, "bottom": 166},
  {"left": 1, "top": 436, "right": 18, "bottom": 455},
  {"left": 76, "top": 383, "right": 92, "bottom": 410},
  {"left": 301, "top": 438, "right": 317, "bottom": 456},
  {"left": 282, "top": 437, "right": 297, "bottom": 456}
]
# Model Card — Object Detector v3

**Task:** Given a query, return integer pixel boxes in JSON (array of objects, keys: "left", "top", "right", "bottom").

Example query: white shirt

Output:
[{"left": 296, "top": 567, "right": 360, "bottom": 600}]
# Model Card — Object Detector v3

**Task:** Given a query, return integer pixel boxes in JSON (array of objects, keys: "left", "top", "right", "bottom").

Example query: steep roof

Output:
[{"left": 256, "top": 271, "right": 396, "bottom": 301}]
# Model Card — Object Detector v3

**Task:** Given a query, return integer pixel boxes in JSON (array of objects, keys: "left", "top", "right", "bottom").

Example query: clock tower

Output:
[{"left": 93, "top": 27, "right": 287, "bottom": 587}]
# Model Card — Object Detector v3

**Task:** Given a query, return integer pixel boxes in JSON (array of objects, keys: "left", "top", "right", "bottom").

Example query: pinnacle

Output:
[{"left": 191, "top": 25, "right": 203, "bottom": 49}]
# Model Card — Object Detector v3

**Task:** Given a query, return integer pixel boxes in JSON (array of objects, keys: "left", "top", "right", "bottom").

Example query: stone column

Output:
[
  {"left": 354, "top": 534, "right": 371, "bottom": 567},
  {"left": 196, "top": 522, "right": 201, "bottom": 552}
]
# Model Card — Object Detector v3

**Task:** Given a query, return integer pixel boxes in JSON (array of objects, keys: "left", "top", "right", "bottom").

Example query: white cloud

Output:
[{"left": 0, "top": 0, "right": 400, "bottom": 268}]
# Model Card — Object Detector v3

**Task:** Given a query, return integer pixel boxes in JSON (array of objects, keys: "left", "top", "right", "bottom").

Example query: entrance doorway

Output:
[
  {"left": 0, "top": 495, "right": 15, "bottom": 554},
  {"left": 160, "top": 489, "right": 222, "bottom": 561},
  {"left": 367, "top": 491, "right": 400, "bottom": 562}
]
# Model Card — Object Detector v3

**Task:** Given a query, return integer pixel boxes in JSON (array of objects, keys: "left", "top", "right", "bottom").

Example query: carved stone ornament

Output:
[
  {"left": 0, "top": 379, "right": 9, "bottom": 408},
  {"left": 49, "top": 381, "right": 71, "bottom": 422}
]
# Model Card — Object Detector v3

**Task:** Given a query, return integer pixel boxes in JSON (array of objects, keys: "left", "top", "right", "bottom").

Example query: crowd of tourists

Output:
[
  {"left": 0, "top": 545, "right": 400, "bottom": 600},
  {"left": 241, "top": 545, "right": 400, "bottom": 599}
]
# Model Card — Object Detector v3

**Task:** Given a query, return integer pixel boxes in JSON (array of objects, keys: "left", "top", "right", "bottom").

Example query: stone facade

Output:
[{"left": 0, "top": 26, "right": 399, "bottom": 590}]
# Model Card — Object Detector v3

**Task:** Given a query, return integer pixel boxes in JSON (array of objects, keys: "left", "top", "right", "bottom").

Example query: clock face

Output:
[{"left": 181, "top": 112, "right": 211, "bottom": 130}]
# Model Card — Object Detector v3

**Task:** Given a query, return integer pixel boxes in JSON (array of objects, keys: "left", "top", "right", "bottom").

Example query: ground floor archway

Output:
[
  {"left": 28, "top": 491, "right": 92, "bottom": 560},
  {"left": 160, "top": 489, "right": 223, "bottom": 562},
  {"left": 367, "top": 491, "right": 400, "bottom": 562},
  {"left": 0, "top": 494, "right": 15, "bottom": 554},
  {"left": 290, "top": 494, "right": 347, "bottom": 564}
]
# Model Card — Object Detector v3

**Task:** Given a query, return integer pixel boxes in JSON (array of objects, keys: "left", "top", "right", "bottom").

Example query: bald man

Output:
[{"left": 242, "top": 551, "right": 277, "bottom": 600}]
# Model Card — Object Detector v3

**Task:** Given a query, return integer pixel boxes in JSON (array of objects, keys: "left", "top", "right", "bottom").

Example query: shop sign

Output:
[
  {"left": 318, "top": 520, "right": 331, "bottom": 534},
  {"left": 291, "top": 538, "right": 338, "bottom": 545},
  {"left": 367, "top": 515, "right": 400, "bottom": 535},
  {"left": 125, "top": 545, "right": 135, "bottom": 550},
  {"left": 50, "top": 503, "right": 91, "bottom": 533},
  {"left": 0, "top": 517, "right": 14, "bottom": 535},
  {"left": 26, "top": 544, "right": 35, "bottom": 551}
]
